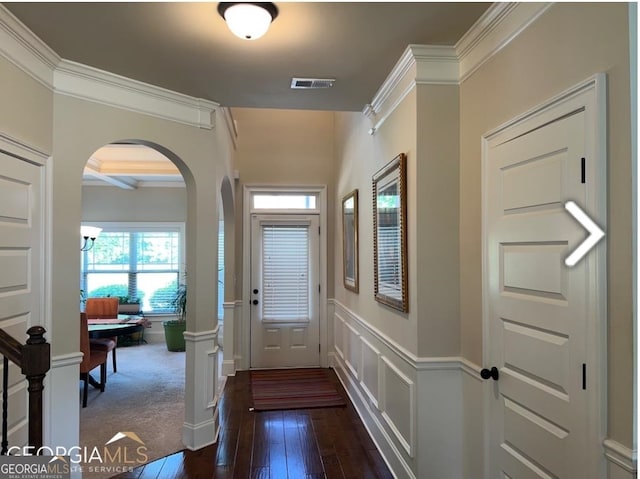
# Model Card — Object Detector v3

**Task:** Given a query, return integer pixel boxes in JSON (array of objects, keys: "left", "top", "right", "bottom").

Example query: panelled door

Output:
[
  {"left": 0, "top": 150, "right": 43, "bottom": 446},
  {"left": 250, "top": 214, "right": 320, "bottom": 368},
  {"left": 485, "top": 109, "right": 599, "bottom": 478}
]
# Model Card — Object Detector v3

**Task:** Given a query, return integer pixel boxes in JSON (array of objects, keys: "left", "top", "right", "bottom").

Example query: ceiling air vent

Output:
[{"left": 291, "top": 78, "right": 335, "bottom": 89}]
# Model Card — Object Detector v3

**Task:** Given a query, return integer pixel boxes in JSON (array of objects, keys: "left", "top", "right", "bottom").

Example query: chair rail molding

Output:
[{"left": 603, "top": 439, "right": 638, "bottom": 474}]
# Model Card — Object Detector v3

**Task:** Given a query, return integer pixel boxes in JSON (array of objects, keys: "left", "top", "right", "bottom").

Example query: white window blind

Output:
[
  {"left": 262, "top": 225, "right": 310, "bottom": 321},
  {"left": 81, "top": 227, "right": 183, "bottom": 313},
  {"left": 377, "top": 225, "right": 402, "bottom": 299}
]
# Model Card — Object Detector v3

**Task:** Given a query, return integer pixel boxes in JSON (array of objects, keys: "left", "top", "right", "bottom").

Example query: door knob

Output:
[
  {"left": 252, "top": 299, "right": 259, "bottom": 305},
  {"left": 253, "top": 289, "right": 259, "bottom": 294},
  {"left": 480, "top": 366, "right": 499, "bottom": 381}
]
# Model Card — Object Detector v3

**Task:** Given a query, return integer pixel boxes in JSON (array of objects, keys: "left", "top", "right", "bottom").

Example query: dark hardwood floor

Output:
[{"left": 114, "top": 369, "right": 393, "bottom": 479}]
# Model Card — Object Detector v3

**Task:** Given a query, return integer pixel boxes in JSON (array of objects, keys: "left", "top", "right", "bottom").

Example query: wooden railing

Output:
[{"left": 0, "top": 326, "right": 50, "bottom": 454}]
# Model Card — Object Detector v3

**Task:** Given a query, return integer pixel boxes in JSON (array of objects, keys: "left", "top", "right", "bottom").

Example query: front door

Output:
[
  {"left": 250, "top": 214, "right": 320, "bottom": 368},
  {"left": 485, "top": 107, "right": 601, "bottom": 477}
]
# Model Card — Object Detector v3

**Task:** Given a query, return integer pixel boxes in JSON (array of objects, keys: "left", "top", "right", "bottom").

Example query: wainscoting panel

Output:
[
  {"left": 381, "top": 356, "right": 415, "bottom": 457},
  {"left": 330, "top": 300, "right": 487, "bottom": 479},
  {"left": 334, "top": 313, "right": 345, "bottom": 360},
  {"left": 461, "top": 360, "right": 485, "bottom": 477},
  {"left": 344, "top": 321, "right": 361, "bottom": 380},
  {"left": 360, "top": 337, "right": 381, "bottom": 409}
]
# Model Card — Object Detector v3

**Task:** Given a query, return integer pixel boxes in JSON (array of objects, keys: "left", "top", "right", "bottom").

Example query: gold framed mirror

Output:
[{"left": 372, "top": 153, "right": 408, "bottom": 312}]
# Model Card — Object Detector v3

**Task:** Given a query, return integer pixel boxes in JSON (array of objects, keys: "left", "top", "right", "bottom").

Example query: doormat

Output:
[{"left": 250, "top": 368, "right": 347, "bottom": 411}]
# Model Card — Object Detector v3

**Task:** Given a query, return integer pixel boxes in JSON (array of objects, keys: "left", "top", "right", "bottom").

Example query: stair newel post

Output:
[{"left": 21, "top": 326, "right": 50, "bottom": 454}]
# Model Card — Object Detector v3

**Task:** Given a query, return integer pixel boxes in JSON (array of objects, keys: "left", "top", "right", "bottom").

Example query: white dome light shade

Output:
[{"left": 218, "top": 3, "right": 278, "bottom": 41}]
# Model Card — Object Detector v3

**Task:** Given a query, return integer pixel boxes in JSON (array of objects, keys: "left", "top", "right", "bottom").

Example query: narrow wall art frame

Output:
[{"left": 342, "top": 189, "right": 359, "bottom": 293}]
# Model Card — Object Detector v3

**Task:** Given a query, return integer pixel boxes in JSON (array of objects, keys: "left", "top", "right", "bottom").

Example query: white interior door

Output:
[
  {"left": 485, "top": 110, "right": 600, "bottom": 478},
  {"left": 250, "top": 214, "right": 320, "bottom": 368},
  {"left": 0, "top": 150, "right": 43, "bottom": 446}
]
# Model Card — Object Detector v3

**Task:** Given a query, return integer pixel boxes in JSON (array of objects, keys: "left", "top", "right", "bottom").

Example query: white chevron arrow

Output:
[{"left": 564, "top": 201, "right": 605, "bottom": 267}]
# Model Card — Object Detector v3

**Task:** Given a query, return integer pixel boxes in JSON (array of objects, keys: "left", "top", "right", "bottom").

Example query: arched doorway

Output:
[{"left": 79, "top": 141, "right": 188, "bottom": 470}]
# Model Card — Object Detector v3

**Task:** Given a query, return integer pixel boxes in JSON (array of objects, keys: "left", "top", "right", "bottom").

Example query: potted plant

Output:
[
  {"left": 164, "top": 284, "right": 187, "bottom": 352},
  {"left": 117, "top": 295, "right": 142, "bottom": 315}
]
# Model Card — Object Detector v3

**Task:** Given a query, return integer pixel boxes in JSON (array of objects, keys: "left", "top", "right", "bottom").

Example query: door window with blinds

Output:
[{"left": 261, "top": 225, "right": 311, "bottom": 322}]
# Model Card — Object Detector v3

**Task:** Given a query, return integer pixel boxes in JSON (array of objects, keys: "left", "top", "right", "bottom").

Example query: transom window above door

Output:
[{"left": 252, "top": 193, "right": 318, "bottom": 211}]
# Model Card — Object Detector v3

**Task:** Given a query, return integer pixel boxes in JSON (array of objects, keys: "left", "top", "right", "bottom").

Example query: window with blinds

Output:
[
  {"left": 81, "top": 226, "right": 183, "bottom": 314},
  {"left": 377, "top": 224, "right": 402, "bottom": 299},
  {"left": 261, "top": 225, "right": 310, "bottom": 321}
]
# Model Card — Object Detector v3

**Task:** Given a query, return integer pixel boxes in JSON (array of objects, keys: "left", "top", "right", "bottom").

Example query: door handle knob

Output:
[
  {"left": 480, "top": 366, "right": 499, "bottom": 381},
  {"left": 253, "top": 289, "right": 259, "bottom": 294},
  {"left": 252, "top": 299, "right": 259, "bottom": 305}
]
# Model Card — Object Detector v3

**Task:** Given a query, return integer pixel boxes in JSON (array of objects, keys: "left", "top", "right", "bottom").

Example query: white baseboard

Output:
[
  {"left": 222, "top": 360, "right": 236, "bottom": 376},
  {"left": 332, "top": 353, "right": 416, "bottom": 479},
  {"left": 182, "top": 406, "right": 219, "bottom": 451}
]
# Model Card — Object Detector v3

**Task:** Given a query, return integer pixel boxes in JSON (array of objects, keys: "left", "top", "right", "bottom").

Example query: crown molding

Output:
[
  {"left": 0, "top": 6, "right": 219, "bottom": 130},
  {"left": 0, "top": 4, "right": 59, "bottom": 89},
  {"left": 367, "top": 44, "right": 458, "bottom": 133},
  {"left": 54, "top": 60, "right": 219, "bottom": 130},
  {"left": 456, "top": 2, "right": 552, "bottom": 83},
  {"left": 366, "top": 2, "right": 553, "bottom": 134},
  {"left": 366, "top": 44, "right": 457, "bottom": 134}
]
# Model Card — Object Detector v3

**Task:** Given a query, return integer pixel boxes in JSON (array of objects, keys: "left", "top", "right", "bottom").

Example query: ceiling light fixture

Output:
[{"left": 218, "top": 2, "right": 278, "bottom": 41}]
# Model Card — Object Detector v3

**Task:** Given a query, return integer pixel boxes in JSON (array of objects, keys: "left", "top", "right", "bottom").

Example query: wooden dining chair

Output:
[
  {"left": 85, "top": 297, "right": 119, "bottom": 373},
  {"left": 80, "top": 312, "right": 108, "bottom": 408}
]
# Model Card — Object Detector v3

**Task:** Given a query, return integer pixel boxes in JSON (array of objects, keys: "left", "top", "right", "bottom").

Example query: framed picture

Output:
[
  {"left": 372, "top": 153, "right": 408, "bottom": 312},
  {"left": 342, "top": 189, "right": 359, "bottom": 293}
]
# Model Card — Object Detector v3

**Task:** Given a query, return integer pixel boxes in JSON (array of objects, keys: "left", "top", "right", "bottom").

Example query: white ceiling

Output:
[{"left": 5, "top": 2, "right": 491, "bottom": 188}]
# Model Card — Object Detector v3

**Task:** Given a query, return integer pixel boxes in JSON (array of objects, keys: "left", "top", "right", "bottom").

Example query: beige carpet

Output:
[{"left": 79, "top": 342, "right": 185, "bottom": 479}]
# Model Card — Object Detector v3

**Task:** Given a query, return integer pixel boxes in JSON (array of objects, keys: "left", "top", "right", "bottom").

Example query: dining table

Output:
[
  {"left": 85, "top": 315, "right": 149, "bottom": 390},
  {"left": 87, "top": 314, "right": 149, "bottom": 339}
]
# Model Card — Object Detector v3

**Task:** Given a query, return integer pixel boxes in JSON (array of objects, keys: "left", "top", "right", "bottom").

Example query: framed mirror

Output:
[
  {"left": 342, "top": 189, "right": 359, "bottom": 293},
  {"left": 372, "top": 153, "right": 408, "bottom": 312}
]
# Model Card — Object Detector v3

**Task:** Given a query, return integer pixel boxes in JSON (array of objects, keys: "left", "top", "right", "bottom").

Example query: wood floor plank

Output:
[
  {"left": 113, "top": 369, "right": 392, "bottom": 479},
  {"left": 296, "top": 411, "right": 324, "bottom": 475},
  {"left": 233, "top": 410, "right": 255, "bottom": 478},
  {"left": 153, "top": 452, "right": 187, "bottom": 479},
  {"left": 266, "top": 411, "right": 288, "bottom": 479},
  {"left": 283, "top": 411, "right": 306, "bottom": 478},
  {"left": 134, "top": 457, "right": 167, "bottom": 479}
]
